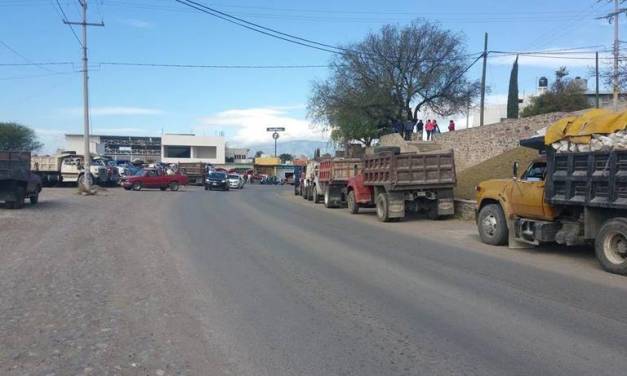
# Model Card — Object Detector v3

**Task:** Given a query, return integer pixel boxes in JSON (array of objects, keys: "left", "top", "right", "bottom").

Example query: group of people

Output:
[{"left": 409, "top": 119, "right": 456, "bottom": 141}]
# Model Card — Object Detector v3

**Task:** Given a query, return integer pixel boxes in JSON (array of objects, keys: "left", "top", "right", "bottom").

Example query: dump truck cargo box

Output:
[
  {"left": 319, "top": 158, "right": 362, "bottom": 184},
  {"left": 362, "top": 150, "right": 456, "bottom": 190},
  {"left": 546, "top": 148, "right": 627, "bottom": 210}
]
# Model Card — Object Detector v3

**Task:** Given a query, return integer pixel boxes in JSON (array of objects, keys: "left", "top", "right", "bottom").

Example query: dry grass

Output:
[{"left": 454, "top": 147, "right": 540, "bottom": 200}]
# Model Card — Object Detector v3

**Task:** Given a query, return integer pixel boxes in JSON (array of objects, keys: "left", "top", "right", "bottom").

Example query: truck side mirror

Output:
[{"left": 513, "top": 161, "right": 519, "bottom": 179}]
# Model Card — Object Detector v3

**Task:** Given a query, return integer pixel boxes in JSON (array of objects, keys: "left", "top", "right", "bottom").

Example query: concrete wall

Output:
[
  {"left": 65, "top": 136, "right": 105, "bottom": 156},
  {"left": 432, "top": 111, "right": 583, "bottom": 172},
  {"left": 161, "top": 134, "right": 225, "bottom": 164}
]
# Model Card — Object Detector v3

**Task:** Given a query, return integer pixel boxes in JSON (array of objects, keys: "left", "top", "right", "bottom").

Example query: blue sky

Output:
[{"left": 0, "top": 0, "right": 624, "bottom": 152}]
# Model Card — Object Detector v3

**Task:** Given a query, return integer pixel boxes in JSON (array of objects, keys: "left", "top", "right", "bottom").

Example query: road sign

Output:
[{"left": 267, "top": 127, "right": 286, "bottom": 132}]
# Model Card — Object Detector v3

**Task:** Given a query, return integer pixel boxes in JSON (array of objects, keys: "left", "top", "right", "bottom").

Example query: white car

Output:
[{"left": 227, "top": 174, "right": 245, "bottom": 189}]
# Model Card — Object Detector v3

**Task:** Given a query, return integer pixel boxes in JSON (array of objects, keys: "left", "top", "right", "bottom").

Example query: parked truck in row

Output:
[
  {"left": 318, "top": 158, "right": 362, "bottom": 208},
  {"left": 301, "top": 160, "right": 320, "bottom": 201},
  {"left": 1, "top": 151, "right": 41, "bottom": 209},
  {"left": 31, "top": 152, "right": 108, "bottom": 186},
  {"left": 476, "top": 122, "right": 627, "bottom": 275},
  {"left": 346, "top": 149, "right": 456, "bottom": 222}
]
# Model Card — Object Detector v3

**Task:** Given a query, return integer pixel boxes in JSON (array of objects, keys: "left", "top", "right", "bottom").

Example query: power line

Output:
[
  {"left": 52, "top": 0, "right": 83, "bottom": 46},
  {"left": 174, "top": 0, "right": 343, "bottom": 54},
  {"left": 0, "top": 40, "right": 58, "bottom": 73},
  {"left": 98, "top": 62, "right": 330, "bottom": 68}
]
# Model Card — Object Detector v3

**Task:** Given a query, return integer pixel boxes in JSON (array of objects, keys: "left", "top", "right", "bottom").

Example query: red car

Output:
[{"left": 121, "top": 168, "right": 188, "bottom": 191}]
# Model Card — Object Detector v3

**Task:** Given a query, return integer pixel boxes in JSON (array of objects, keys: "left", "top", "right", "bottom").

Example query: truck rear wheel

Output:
[
  {"left": 376, "top": 192, "right": 391, "bottom": 222},
  {"left": 314, "top": 186, "right": 322, "bottom": 203},
  {"left": 347, "top": 190, "right": 359, "bottom": 214},
  {"left": 324, "top": 188, "right": 336, "bottom": 208},
  {"left": 478, "top": 203, "right": 508, "bottom": 245},
  {"left": 595, "top": 218, "right": 627, "bottom": 275},
  {"left": 30, "top": 190, "right": 39, "bottom": 205}
]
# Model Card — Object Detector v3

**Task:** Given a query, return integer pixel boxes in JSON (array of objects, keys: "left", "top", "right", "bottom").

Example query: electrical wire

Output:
[
  {"left": 174, "top": 0, "right": 343, "bottom": 55},
  {"left": 98, "top": 62, "right": 330, "bottom": 69},
  {"left": 52, "top": 0, "right": 83, "bottom": 47},
  {"left": 0, "top": 40, "right": 58, "bottom": 73}
]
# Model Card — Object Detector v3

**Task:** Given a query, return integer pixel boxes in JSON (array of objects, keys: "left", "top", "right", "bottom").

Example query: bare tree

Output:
[{"left": 308, "top": 20, "right": 480, "bottom": 145}]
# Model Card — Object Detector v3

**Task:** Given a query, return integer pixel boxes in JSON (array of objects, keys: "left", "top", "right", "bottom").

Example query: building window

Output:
[
  {"left": 195, "top": 146, "right": 216, "bottom": 159},
  {"left": 165, "top": 146, "right": 191, "bottom": 158}
]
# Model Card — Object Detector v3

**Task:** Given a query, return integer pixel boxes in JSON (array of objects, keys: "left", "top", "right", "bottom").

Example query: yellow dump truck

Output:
[{"left": 476, "top": 110, "right": 627, "bottom": 275}]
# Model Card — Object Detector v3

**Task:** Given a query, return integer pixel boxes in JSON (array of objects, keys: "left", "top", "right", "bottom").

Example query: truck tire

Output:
[
  {"left": 324, "top": 188, "right": 335, "bottom": 208},
  {"left": 11, "top": 186, "right": 26, "bottom": 209},
  {"left": 595, "top": 218, "right": 627, "bottom": 275},
  {"left": 30, "top": 190, "right": 39, "bottom": 205},
  {"left": 477, "top": 204, "right": 508, "bottom": 245},
  {"left": 169, "top": 182, "right": 180, "bottom": 191},
  {"left": 347, "top": 190, "right": 359, "bottom": 214},
  {"left": 376, "top": 192, "right": 391, "bottom": 222},
  {"left": 314, "top": 186, "right": 322, "bottom": 204}
]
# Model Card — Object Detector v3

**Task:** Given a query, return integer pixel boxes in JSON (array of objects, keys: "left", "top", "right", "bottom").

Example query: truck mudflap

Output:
[
  {"left": 388, "top": 192, "right": 405, "bottom": 218},
  {"left": 437, "top": 198, "right": 455, "bottom": 216}
]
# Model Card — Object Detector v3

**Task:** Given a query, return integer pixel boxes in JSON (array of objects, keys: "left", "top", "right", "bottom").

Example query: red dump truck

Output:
[
  {"left": 346, "top": 149, "right": 456, "bottom": 222},
  {"left": 318, "top": 158, "right": 362, "bottom": 208}
]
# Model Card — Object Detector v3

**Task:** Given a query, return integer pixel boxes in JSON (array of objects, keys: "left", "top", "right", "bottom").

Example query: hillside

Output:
[{"left": 454, "top": 147, "right": 540, "bottom": 200}]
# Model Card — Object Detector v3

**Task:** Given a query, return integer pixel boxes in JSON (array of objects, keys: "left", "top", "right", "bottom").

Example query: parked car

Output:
[
  {"left": 228, "top": 174, "right": 245, "bottom": 189},
  {"left": 205, "top": 172, "right": 229, "bottom": 191},
  {"left": 121, "top": 168, "right": 188, "bottom": 191}
]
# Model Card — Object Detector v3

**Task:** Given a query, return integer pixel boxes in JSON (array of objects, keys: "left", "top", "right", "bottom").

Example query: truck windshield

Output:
[
  {"left": 523, "top": 163, "right": 546, "bottom": 181},
  {"left": 209, "top": 173, "right": 226, "bottom": 179}
]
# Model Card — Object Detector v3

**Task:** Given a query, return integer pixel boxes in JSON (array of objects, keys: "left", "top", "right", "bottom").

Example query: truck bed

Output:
[
  {"left": 362, "top": 150, "right": 456, "bottom": 190},
  {"left": 546, "top": 149, "right": 627, "bottom": 209},
  {"left": 319, "top": 158, "right": 362, "bottom": 184},
  {"left": 31, "top": 155, "right": 60, "bottom": 172},
  {"left": 0, "top": 151, "right": 31, "bottom": 181}
]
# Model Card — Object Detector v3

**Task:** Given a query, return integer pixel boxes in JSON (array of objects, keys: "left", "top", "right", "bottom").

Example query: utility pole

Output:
[
  {"left": 64, "top": 1, "right": 104, "bottom": 190},
  {"left": 614, "top": 0, "right": 620, "bottom": 110},
  {"left": 479, "top": 32, "right": 488, "bottom": 126},
  {"left": 596, "top": 51, "right": 600, "bottom": 108},
  {"left": 598, "top": 0, "right": 626, "bottom": 111}
]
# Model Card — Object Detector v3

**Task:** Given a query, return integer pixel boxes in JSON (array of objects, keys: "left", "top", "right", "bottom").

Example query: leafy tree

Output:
[
  {"left": 521, "top": 67, "right": 589, "bottom": 117},
  {"left": 279, "top": 153, "right": 293, "bottom": 163},
  {"left": 308, "top": 20, "right": 480, "bottom": 145},
  {"left": 254, "top": 150, "right": 264, "bottom": 158},
  {"left": 507, "top": 56, "right": 519, "bottom": 119},
  {"left": 0, "top": 122, "right": 42, "bottom": 151}
]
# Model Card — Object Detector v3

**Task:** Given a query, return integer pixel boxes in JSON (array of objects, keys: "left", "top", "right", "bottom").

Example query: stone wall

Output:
[{"left": 431, "top": 111, "right": 582, "bottom": 172}]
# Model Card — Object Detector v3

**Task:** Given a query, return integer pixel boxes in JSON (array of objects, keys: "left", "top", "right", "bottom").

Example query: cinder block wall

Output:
[{"left": 432, "top": 111, "right": 582, "bottom": 171}]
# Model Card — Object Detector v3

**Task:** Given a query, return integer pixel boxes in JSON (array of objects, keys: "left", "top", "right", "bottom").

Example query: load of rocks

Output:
[{"left": 551, "top": 130, "right": 627, "bottom": 153}]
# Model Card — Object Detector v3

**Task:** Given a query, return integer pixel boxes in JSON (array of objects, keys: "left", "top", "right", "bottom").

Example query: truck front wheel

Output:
[
  {"left": 478, "top": 204, "right": 508, "bottom": 245},
  {"left": 595, "top": 218, "right": 627, "bottom": 275},
  {"left": 347, "top": 191, "right": 359, "bottom": 214},
  {"left": 376, "top": 192, "right": 391, "bottom": 222}
]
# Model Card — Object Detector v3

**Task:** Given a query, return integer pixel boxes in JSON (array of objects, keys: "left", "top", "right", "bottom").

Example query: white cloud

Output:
[
  {"left": 121, "top": 19, "right": 153, "bottom": 29},
  {"left": 63, "top": 107, "right": 164, "bottom": 116},
  {"left": 195, "top": 107, "right": 327, "bottom": 145}
]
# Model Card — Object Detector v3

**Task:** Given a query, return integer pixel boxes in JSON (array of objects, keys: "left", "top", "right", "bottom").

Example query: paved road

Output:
[
  {"left": 2, "top": 185, "right": 627, "bottom": 375},
  {"left": 164, "top": 185, "right": 627, "bottom": 376}
]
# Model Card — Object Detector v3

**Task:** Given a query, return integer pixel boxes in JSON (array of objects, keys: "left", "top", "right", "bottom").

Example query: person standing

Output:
[
  {"left": 415, "top": 119, "right": 424, "bottom": 140},
  {"left": 433, "top": 120, "right": 441, "bottom": 136},
  {"left": 404, "top": 120, "right": 414, "bottom": 140},
  {"left": 425, "top": 119, "right": 434, "bottom": 140},
  {"left": 448, "top": 120, "right": 456, "bottom": 132}
]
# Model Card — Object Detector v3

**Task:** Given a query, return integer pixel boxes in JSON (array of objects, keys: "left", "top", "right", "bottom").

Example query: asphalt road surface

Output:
[{"left": 2, "top": 185, "right": 627, "bottom": 375}]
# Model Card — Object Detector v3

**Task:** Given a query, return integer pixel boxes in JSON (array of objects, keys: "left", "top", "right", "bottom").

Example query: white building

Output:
[
  {"left": 161, "top": 134, "right": 225, "bottom": 164},
  {"left": 64, "top": 135, "right": 106, "bottom": 156}
]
